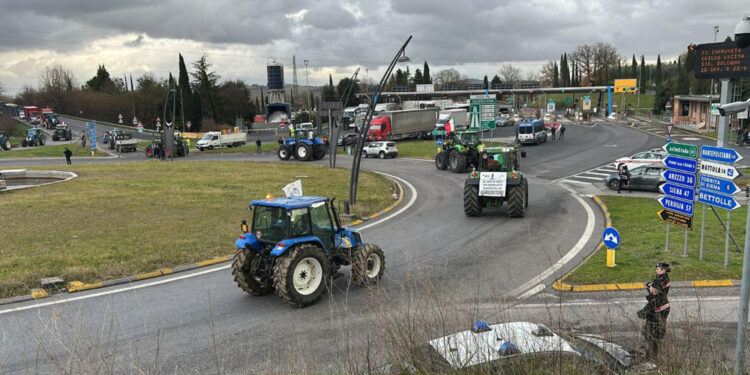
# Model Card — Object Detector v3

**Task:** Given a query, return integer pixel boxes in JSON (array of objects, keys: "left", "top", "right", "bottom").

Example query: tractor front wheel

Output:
[
  {"left": 313, "top": 144, "right": 327, "bottom": 160},
  {"left": 21, "top": 139, "right": 27, "bottom": 147},
  {"left": 435, "top": 151, "right": 448, "bottom": 170},
  {"left": 232, "top": 248, "right": 273, "bottom": 296},
  {"left": 351, "top": 244, "right": 385, "bottom": 287},
  {"left": 507, "top": 178, "right": 526, "bottom": 218},
  {"left": 296, "top": 143, "right": 312, "bottom": 161},
  {"left": 278, "top": 146, "right": 291, "bottom": 160},
  {"left": 1, "top": 139, "right": 10, "bottom": 150},
  {"left": 463, "top": 184, "right": 481, "bottom": 217},
  {"left": 273, "top": 244, "right": 329, "bottom": 308}
]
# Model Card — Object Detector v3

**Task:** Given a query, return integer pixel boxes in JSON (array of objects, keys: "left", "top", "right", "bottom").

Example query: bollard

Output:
[
  {"left": 606, "top": 249, "right": 616, "bottom": 267},
  {"left": 343, "top": 200, "right": 350, "bottom": 215}
]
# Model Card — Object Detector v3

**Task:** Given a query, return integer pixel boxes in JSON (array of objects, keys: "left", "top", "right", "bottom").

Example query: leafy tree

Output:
[
  {"left": 191, "top": 90, "right": 203, "bottom": 129},
  {"left": 191, "top": 54, "right": 220, "bottom": 122},
  {"left": 218, "top": 80, "right": 254, "bottom": 125},
  {"left": 553, "top": 62, "right": 559, "bottom": 87},
  {"left": 423, "top": 61, "right": 431, "bottom": 83},
  {"left": 413, "top": 68, "right": 423, "bottom": 86},
  {"left": 336, "top": 78, "right": 360, "bottom": 107},
  {"left": 85, "top": 65, "right": 116, "bottom": 93},
  {"left": 676, "top": 57, "right": 689, "bottom": 95},
  {"left": 322, "top": 74, "right": 337, "bottom": 101},
  {"left": 491, "top": 75, "right": 501, "bottom": 88}
]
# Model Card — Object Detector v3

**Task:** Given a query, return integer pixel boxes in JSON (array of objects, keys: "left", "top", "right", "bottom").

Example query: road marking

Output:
[
  {"left": 508, "top": 187, "right": 596, "bottom": 300},
  {"left": 519, "top": 284, "right": 545, "bottom": 299},
  {"left": 515, "top": 295, "right": 740, "bottom": 309},
  {"left": 571, "top": 175, "right": 605, "bottom": 181},
  {"left": 0, "top": 172, "right": 419, "bottom": 315}
]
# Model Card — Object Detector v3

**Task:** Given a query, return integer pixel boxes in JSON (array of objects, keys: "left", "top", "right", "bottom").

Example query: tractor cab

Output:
[
  {"left": 477, "top": 146, "right": 525, "bottom": 173},
  {"left": 454, "top": 130, "right": 481, "bottom": 147}
]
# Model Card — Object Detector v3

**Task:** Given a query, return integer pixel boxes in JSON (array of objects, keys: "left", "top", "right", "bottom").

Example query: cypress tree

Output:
[
  {"left": 553, "top": 62, "right": 559, "bottom": 87},
  {"left": 639, "top": 55, "right": 646, "bottom": 91},
  {"left": 483, "top": 75, "right": 489, "bottom": 89},
  {"left": 423, "top": 61, "right": 431, "bottom": 83},
  {"left": 178, "top": 53, "right": 192, "bottom": 128},
  {"left": 631, "top": 54, "right": 637, "bottom": 78}
]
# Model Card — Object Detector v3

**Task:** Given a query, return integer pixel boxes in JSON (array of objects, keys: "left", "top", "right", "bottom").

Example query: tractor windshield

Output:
[
  {"left": 457, "top": 132, "right": 479, "bottom": 145},
  {"left": 252, "top": 205, "right": 289, "bottom": 244},
  {"left": 482, "top": 152, "right": 517, "bottom": 172}
]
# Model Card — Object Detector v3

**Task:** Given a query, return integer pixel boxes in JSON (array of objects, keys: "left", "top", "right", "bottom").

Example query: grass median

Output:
[
  {"left": 0, "top": 143, "right": 107, "bottom": 158},
  {"left": 564, "top": 196, "right": 746, "bottom": 285},
  {"left": 0, "top": 161, "right": 396, "bottom": 298}
]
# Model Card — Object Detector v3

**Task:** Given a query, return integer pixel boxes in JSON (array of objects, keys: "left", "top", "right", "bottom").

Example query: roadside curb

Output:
[
  {"left": 0, "top": 175, "right": 406, "bottom": 306},
  {"left": 350, "top": 178, "right": 405, "bottom": 226},
  {"left": 551, "top": 195, "right": 741, "bottom": 293}
]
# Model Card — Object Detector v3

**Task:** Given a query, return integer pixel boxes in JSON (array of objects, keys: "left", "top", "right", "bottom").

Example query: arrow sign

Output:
[
  {"left": 602, "top": 227, "right": 621, "bottom": 249},
  {"left": 697, "top": 189, "right": 741, "bottom": 210},
  {"left": 698, "top": 174, "right": 742, "bottom": 195},
  {"left": 660, "top": 183, "right": 695, "bottom": 201},
  {"left": 699, "top": 160, "right": 740, "bottom": 180},
  {"left": 661, "top": 169, "right": 696, "bottom": 188},
  {"left": 700, "top": 145, "right": 743, "bottom": 164},
  {"left": 657, "top": 209, "right": 693, "bottom": 229},
  {"left": 664, "top": 155, "right": 698, "bottom": 173},
  {"left": 662, "top": 142, "right": 698, "bottom": 159},
  {"left": 658, "top": 196, "right": 694, "bottom": 216}
]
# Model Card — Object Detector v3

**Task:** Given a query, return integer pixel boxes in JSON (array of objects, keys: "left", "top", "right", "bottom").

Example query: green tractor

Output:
[
  {"left": 435, "top": 130, "right": 484, "bottom": 173},
  {"left": 463, "top": 145, "right": 528, "bottom": 218}
]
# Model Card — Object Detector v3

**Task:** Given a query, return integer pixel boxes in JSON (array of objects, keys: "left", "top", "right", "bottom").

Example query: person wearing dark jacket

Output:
[
  {"left": 63, "top": 147, "right": 73, "bottom": 165},
  {"left": 638, "top": 282, "right": 671, "bottom": 360},
  {"left": 618, "top": 164, "right": 631, "bottom": 193},
  {"left": 652, "top": 262, "right": 671, "bottom": 295}
]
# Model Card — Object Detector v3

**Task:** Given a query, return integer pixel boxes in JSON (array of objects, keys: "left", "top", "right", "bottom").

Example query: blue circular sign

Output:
[
  {"left": 602, "top": 227, "right": 621, "bottom": 249},
  {"left": 666, "top": 136, "right": 672, "bottom": 143},
  {"left": 436, "top": 138, "right": 443, "bottom": 146}
]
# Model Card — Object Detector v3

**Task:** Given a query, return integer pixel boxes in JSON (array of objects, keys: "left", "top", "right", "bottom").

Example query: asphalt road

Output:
[{"left": 0, "top": 121, "right": 677, "bottom": 373}]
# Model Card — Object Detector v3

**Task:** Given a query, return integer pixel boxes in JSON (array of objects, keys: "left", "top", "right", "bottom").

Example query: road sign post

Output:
[
  {"left": 660, "top": 141, "right": 699, "bottom": 255},
  {"left": 602, "top": 227, "right": 620, "bottom": 268},
  {"left": 470, "top": 95, "right": 496, "bottom": 130}
]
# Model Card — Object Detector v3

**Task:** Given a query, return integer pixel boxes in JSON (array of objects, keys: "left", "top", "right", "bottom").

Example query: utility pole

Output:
[
  {"left": 711, "top": 25, "right": 719, "bottom": 130},
  {"left": 304, "top": 59, "right": 309, "bottom": 109}
]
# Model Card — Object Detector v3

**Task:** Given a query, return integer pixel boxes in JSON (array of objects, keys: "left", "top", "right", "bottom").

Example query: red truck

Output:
[
  {"left": 23, "top": 106, "right": 41, "bottom": 124},
  {"left": 367, "top": 108, "right": 438, "bottom": 141}
]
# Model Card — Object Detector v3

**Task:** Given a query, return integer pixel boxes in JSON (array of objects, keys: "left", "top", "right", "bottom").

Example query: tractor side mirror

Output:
[{"left": 521, "top": 151, "right": 527, "bottom": 158}]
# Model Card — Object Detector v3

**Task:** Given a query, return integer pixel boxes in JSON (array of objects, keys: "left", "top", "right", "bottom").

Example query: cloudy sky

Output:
[{"left": 0, "top": 0, "right": 747, "bottom": 95}]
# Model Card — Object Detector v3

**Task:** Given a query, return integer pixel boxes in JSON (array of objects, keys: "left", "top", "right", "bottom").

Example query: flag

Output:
[
  {"left": 445, "top": 119, "right": 452, "bottom": 133},
  {"left": 283, "top": 180, "right": 303, "bottom": 197}
]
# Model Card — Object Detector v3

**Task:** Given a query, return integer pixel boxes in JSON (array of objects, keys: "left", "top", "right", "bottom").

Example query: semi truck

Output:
[
  {"left": 23, "top": 106, "right": 41, "bottom": 125},
  {"left": 196, "top": 131, "right": 247, "bottom": 151},
  {"left": 367, "top": 108, "right": 438, "bottom": 141}
]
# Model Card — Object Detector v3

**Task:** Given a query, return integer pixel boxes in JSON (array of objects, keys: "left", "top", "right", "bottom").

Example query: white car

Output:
[
  {"left": 613, "top": 150, "right": 667, "bottom": 170},
  {"left": 389, "top": 321, "right": 657, "bottom": 374},
  {"left": 362, "top": 141, "right": 398, "bottom": 159},
  {"left": 544, "top": 113, "right": 552, "bottom": 122}
]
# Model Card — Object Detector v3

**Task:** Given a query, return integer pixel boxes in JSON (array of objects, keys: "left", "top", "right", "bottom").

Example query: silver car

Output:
[{"left": 362, "top": 141, "right": 398, "bottom": 159}]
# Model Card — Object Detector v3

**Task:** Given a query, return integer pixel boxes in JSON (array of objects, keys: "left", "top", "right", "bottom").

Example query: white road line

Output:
[
  {"left": 582, "top": 171, "right": 611, "bottom": 177},
  {"left": 571, "top": 175, "right": 605, "bottom": 181},
  {"left": 519, "top": 284, "right": 545, "bottom": 299},
  {"left": 509, "top": 186, "right": 596, "bottom": 300},
  {"left": 553, "top": 163, "right": 613, "bottom": 182},
  {"left": 0, "top": 173, "right": 419, "bottom": 315}
]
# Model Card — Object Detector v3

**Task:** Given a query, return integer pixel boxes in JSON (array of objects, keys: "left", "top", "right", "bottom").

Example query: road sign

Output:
[
  {"left": 661, "top": 169, "right": 697, "bottom": 188},
  {"left": 664, "top": 155, "right": 698, "bottom": 174},
  {"left": 666, "top": 136, "right": 672, "bottom": 143},
  {"left": 657, "top": 209, "right": 693, "bottom": 229},
  {"left": 694, "top": 41, "right": 750, "bottom": 79},
  {"left": 658, "top": 196, "right": 694, "bottom": 216},
  {"left": 697, "top": 190, "right": 741, "bottom": 210},
  {"left": 470, "top": 95, "right": 496, "bottom": 130},
  {"left": 565, "top": 97, "right": 572, "bottom": 104},
  {"left": 88, "top": 122, "right": 97, "bottom": 151},
  {"left": 666, "top": 123, "right": 674, "bottom": 136},
  {"left": 699, "top": 160, "right": 740, "bottom": 180},
  {"left": 582, "top": 96, "right": 592, "bottom": 111},
  {"left": 700, "top": 145, "right": 743, "bottom": 164},
  {"left": 547, "top": 101, "right": 555, "bottom": 113},
  {"left": 436, "top": 138, "right": 443, "bottom": 146},
  {"left": 660, "top": 183, "right": 695, "bottom": 201},
  {"left": 602, "top": 227, "right": 621, "bottom": 249},
  {"left": 615, "top": 79, "right": 637, "bottom": 87},
  {"left": 699, "top": 174, "right": 742, "bottom": 195},
  {"left": 662, "top": 142, "right": 698, "bottom": 159}
]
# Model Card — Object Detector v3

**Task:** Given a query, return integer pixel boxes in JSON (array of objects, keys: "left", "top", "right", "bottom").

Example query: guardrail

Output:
[{"left": 58, "top": 115, "right": 159, "bottom": 135}]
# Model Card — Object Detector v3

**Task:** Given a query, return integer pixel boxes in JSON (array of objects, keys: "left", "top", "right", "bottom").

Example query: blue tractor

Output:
[
  {"left": 277, "top": 129, "right": 328, "bottom": 161},
  {"left": 233, "top": 196, "right": 385, "bottom": 308}
]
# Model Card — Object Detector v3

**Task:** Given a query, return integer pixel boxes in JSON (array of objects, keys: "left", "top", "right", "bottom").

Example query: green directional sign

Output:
[
  {"left": 470, "top": 95, "right": 496, "bottom": 130},
  {"left": 507, "top": 97, "right": 514, "bottom": 103},
  {"left": 662, "top": 142, "right": 698, "bottom": 159},
  {"left": 564, "top": 97, "right": 572, "bottom": 103}
]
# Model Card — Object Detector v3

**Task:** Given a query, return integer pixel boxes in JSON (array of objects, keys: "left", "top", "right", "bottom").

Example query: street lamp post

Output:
[
  {"left": 711, "top": 26, "right": 719, "bottom": 129},
  {"left": 304, "top": 59, "right": 309, "bottom": 110}
]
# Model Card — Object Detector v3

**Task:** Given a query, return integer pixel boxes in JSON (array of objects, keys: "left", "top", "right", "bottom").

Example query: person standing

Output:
[
  {"left": 63, "top": 147, "right": 72, "bottom": 165},
  {"left": 617, "top": 164, "right": 631, "bottom": 193},
  {"left": 637, "top": 282, "right": 671, "bottom": 361},
  {"left": 256, "top": 138, "right": 262, "bottom": 153},
  {"left": 550, "top": 125, "right": 556, "bottom": 141},
  {"left": 652, "top": 262, "right": 671, "bottom": 295},
  {"left": 559, "top": 124, "right": 566, "bottom": 141},
  {"left": 80, "top": 134, "right": 87, "bottom": 148}
]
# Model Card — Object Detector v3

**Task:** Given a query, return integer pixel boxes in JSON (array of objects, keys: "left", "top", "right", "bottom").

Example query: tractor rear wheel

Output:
[
  {"left": 21, "top": 139, "right": 27, "bottom": 147},
  {"left": 351, "top": 244, "right": 385, "bottom": 287},
  {"left": 296, "top": 143, "right": 312, "bottom": 161},
  {"left": 450, "top": 149, "right": 467, "bottom": 173},
  {"left": 523, "top": 177, "right": 529, "bottom": 208},
  {"left": 278, "top": 146, "right": 291, "bottom": 160},
  {"left": 232, "top": 248, "right": 273, "bottom": 296},
  {"left": 507, "top": 178, "right": 526, "bottom": 218},
  {"left": 463, "top": 184, "right": 481, "bottom": 217},
  {"left": 2, "top": 139, "right": 10, "bottom": 150},
  {"left": 435, "top": 151, "right": 448, "bottom": 170},
  {"left": 273, "top": 244, "right": 329, "bottom": 308}
]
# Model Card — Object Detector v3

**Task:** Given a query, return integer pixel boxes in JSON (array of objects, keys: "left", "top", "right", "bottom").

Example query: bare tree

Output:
[
  {"left": 39, "top": 65, "right": 76, "bottom": 113},
  {"left": 433, "top": 68, "right": 465, "bottom": 88},
  {"left": 539, "top": 61, "right": 556, "bottom": 87},
  {"left": 570, "top": 43, "right": 620, "bottom": 86},
  {"left": 499, "top": 64, "right": 522, "bottom": 86}
]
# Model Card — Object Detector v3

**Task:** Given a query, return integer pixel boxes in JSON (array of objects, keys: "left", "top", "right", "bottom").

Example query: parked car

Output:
[
  {"left": 613, "top": 149, "right": 667, "bottom": 170},
  {"left": 497, "top": 115, "right": 514, "bottom": 127},
  {"left": 337, "top": 132, "right": 359, "bottom": 146},
  {"left": 606, "top": 164, "right": 667, "bottom": 192},
  {"left": 362, "top": 141, "right": 398, "bottom": 159},
  {"left": 384, "top": 321, "right": 657, "bottom": 374}
]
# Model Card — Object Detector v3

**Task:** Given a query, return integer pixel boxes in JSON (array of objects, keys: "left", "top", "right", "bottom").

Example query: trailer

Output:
[{"left": 368, "top": 108, "right": 438, "bottom": 141}]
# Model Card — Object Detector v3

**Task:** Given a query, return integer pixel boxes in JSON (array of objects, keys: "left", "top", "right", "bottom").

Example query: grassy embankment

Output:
[{"left": 0, "top": 161, "right": 395, "bottom": 298}]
